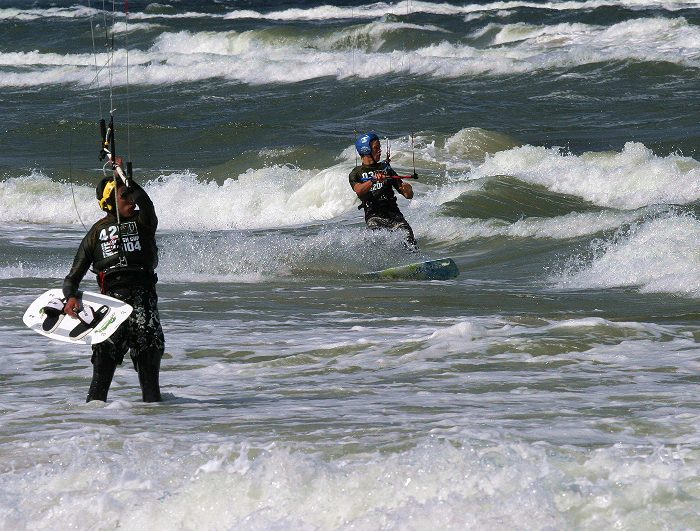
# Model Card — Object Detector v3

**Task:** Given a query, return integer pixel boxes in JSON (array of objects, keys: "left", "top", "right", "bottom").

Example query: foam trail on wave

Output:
[
  {"left": 0, "top": 262, "right": 70, "bottom": 281},
  {"left": 112, "top": 21, "right": 161, "bottom": 33}
]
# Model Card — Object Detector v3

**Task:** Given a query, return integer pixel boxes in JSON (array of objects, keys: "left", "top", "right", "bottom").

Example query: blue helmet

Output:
[{"left": 355, "top": 132, "right": 379, "bottom": 156}]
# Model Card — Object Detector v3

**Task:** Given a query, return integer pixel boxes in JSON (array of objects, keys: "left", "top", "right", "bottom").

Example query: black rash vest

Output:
[
  {"left": 63, "top": 180, "right": 159, "bottom": 298},
  {"left": 348, "top": 161, "right": 405, "bottom": 221}
]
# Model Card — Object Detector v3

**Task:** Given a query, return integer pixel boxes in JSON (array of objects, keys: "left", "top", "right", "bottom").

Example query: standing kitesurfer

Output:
[
  {"left": 62, "top": 158, "right": 164, "bottom": 403},
  {"left": 349, "top": 132, "right": 418, "bottom": 249}
]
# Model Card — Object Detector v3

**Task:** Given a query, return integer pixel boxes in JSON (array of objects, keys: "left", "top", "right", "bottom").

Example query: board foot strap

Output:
[
  {"left": 69, "top": 305, "right": 110, "bottom": 340},
  {"left": 41, "top": 298, "right": 66, "bottom": 333}
]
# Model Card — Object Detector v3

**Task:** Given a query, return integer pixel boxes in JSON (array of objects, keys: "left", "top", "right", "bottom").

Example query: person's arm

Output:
[
  {"left": 389, "top": 168, "right": 414, "bottom": 199},
  {"left": 351, "top": 169, "right": 388, "bottom": 199},
  {"left": 352, "top": 179, "right": 374, "bottom": 198},
  {"left": 62, "top": 233, "right": 94, "bottom": 317},
  {"left": 130, "top": 180, "right": 158, "bottom": 230}
]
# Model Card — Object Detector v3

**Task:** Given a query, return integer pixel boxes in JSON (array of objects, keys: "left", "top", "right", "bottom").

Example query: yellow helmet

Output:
[{"left": 96, "top": 177, "right": 116, "bottom": 212}]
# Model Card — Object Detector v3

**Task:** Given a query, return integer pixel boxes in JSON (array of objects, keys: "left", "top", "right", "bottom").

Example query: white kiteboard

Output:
[
  {"left": 23, "top": 289, "right": 132, "bottom": 345},
  {"left": 364, "top": 257, "right": 460, "bottom": 281}
]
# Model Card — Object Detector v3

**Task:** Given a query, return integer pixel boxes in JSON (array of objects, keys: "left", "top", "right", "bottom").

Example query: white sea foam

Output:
[
  {"left": 111, "top": 21, "right": 161, "bottom": 33},
  {"left": 0, "top": 262, "right": 70, "bottom": 281},
  {"left": 4, "top": 411, "right": 700, "bottom": 529},
  {"left": 482, "top": 16, "right": 700, "bottom": 68},
  {"left": 1, "top": 1, "right": 697, "bottom": 23},
  {"left": 552, "top": 215, "right": 700, "bottom": 296},
  {"left": 0, "top": 166, "right": 355, "bottom": 231},
  {"left": 472, "top": 142, "right": 700, "bottom": 209},
  {"left": 149, "top": 165, "right": 355, "bottom": 231},
  {"left": 220, "top": 1, "right": 700, "bottom": 20},
  {"left": 0, "top": 172, "right": 101, "bottom": 225},
  {"left": 0, "top": 5, "right": 98, "bottom": 21},
  {"left": 1, "top": 16, "right": 698, "bottom": 87},
  {"left": 418, "top": 209, "right": 639, "bottom": 244},
  {"left": 0, "top": 51, "right": 94, "bottom": 67},
  {"left": 4, "top": 139, "right": 689, "bottom": 248}
]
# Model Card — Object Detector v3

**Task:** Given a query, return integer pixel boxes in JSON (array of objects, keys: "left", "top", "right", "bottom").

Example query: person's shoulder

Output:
[
  {"left": 349, "top": 165, "right": 364, "bottom": 179},
  {"left": 89, "top": 215, "right": 111, "bottom": 229}
]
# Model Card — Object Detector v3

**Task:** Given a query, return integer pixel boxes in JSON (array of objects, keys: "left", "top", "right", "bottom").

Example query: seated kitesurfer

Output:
[
  {"left": 62, "top": 158, "right": 164, "bottom": 403},
  {"left": 348, "top": 132, "right": 418, "bottom": 250}
]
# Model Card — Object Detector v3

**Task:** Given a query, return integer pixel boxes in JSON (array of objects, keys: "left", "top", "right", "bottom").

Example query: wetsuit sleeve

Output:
[
  {"left": 349, "top": 167, "right": 362, "bottom": 188},
  {"left": 62, "top": 231, "right": 95, "bottom": 298},
  {"left": 131, "top": 180, "right": 158, "bottom": 231}
]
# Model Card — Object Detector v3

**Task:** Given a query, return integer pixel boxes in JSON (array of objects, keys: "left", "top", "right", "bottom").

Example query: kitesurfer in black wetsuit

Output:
[
  {"left": 63, "top": 159, "right": 164, "bottom": 402},
  {"left": 348, "top": 132, "right": 417, "bottom": 249}
]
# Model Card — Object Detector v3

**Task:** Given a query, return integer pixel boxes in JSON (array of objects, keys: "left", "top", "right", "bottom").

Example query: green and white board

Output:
[
  {"left": 23, "top": 289, "right": 132, "bottom": 345},
  {"left": 364, "top": 258, "right": 459, "bottom": 281}
]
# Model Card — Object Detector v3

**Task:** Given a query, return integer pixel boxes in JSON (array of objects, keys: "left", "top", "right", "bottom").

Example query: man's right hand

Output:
[{"left": 64, "top": 297, "right": 82, "bottom": 318}]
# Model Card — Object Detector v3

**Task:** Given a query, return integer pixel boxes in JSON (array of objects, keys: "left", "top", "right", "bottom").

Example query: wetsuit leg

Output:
[
  {"left": 367, "top": 215, "right": 418, "bottom": 250},
  {"left": 134, "top": 351, "right": 162, "bottom": 402},
  {"left": 87, "top": 332, "right": 127, "bottom": 402},
  {"left": 86, "top": 351, "right": 116, "bottom": 402},
  {"left": 394, "top": 219, "right": 418, "bottom": 250},
  {"left": 125, "top": 287, "right": 165, "bottom": 403},
  {"left": 366, "top": 215, "right": 390, "bottom": 232}
]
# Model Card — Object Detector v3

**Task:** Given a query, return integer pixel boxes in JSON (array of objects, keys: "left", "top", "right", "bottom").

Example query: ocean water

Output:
[{"left": 1, "top": 0, "right": 700, "bottom": 528}]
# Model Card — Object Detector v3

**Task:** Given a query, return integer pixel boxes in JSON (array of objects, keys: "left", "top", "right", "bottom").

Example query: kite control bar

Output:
[
  {"left": 98, "top": 113, "right": 133, "bottom": 182},
  {"left": 359, "top": 172, "right": 418, "bottom": 183}
]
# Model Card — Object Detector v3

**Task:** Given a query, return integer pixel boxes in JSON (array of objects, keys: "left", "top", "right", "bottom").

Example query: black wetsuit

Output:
[
  {"left": 348, "top": 161, "right": 417, "bottom": 248},
  {"left": 63, "top": 180, "right": 164, "bottom": 403}
]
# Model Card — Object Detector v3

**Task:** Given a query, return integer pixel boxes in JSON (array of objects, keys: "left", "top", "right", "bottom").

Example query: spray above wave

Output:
[{"left": 158, "top": 224, "right": 424, "bottom": 282}]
